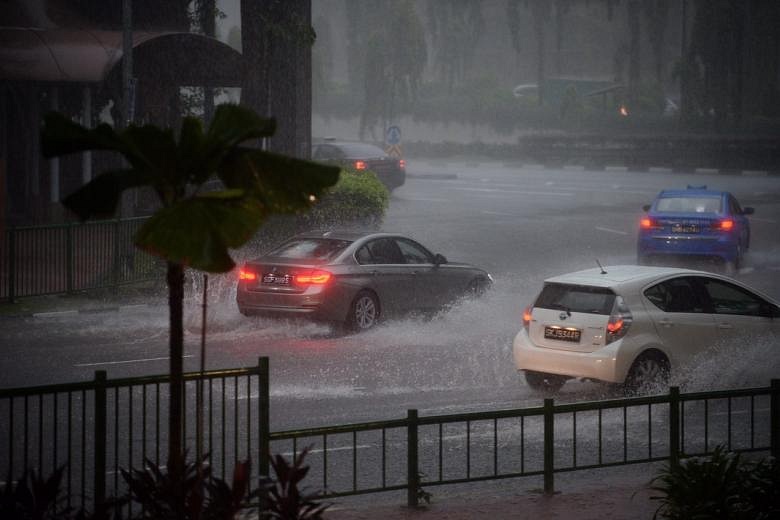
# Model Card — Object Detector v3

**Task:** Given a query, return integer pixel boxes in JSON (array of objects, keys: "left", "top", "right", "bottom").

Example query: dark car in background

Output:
[
  {"left": 637, "top": 186, "right": 754, "bottom": 274},
  {"left": 236, "top": 231, "right": 492, "bottom": 332},
  {"left": 312, "top": 139, "right": 406, "bottom": 191}
]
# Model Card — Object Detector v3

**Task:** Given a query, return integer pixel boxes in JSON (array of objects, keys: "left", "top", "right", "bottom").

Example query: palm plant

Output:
[{"left": 41, "top": 104, "right": 340, "bottom": 471}]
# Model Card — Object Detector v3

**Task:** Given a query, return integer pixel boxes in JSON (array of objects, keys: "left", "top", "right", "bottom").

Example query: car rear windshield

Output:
[
  {"left": 535, "top": 283, "right": 616, "bottom": 315},
  {"left": 656, "top": 196, "right": 722, "bottom": 213},
  {"left": 266, "top": 239, "right": 351, "bottom": 261},
  {"left": 337, "top": 143, "right": 387, "bottom": 158}
]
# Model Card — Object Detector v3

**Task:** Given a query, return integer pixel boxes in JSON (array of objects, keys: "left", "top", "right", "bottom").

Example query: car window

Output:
[
  {"left": 644, "top": 277, "right": 707, "bottom": 313},
  {"left": 698, "top": 278, "right": 772, "bottom": 317},
  {"left": 337, "top": 143, "right": 386, "bottom": 157},
  {"left": 355, "top": 245, "right": 373, "bottom": 265},
  {"left": 266, "top": 238, "right": 351, "bottom": 261},
  {"left": 361, "top": 238, "right": 405, "bottom": 265},
  {"left": 395, "top": 238, "right": 433, "bottom": 264},
  {"left": 312, "top": 144, "right": 342, "bottom": 160},
  {"left": 728, "top": 195, "right": 742, "bottom": 215},
  {"left": 656, "top": 196, "right": 721, "bottom": 213},
  {"left": 535, "top": 283, "right": 616, "bottom": 315}
]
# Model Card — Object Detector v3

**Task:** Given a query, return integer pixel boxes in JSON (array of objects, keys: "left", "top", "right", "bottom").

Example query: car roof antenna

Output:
[{"left": 595, "top": 259, "right": 607, "bottom": 274}]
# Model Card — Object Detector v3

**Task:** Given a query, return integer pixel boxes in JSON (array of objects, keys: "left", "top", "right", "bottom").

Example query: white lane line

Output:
[
  {"left": 482, "top": 210, "right": 520, "bottom": 217},
  {"left": 281, "top": 445, "right": 373, "bottom": 456},
  {"left": 750, "top": 217, "right": 778, "bottom": 224},
  {"left": 34, "top": 310, "right": 79, "bottom": 318},
  {"left": 453, "top": 187, "right": 575, "bottom": 197},
  {"left": 74, "top": 355, "right": 194, "bottom": 367},
  {"left": 595, "top": 226, "right": 630, "bottom": 236}
]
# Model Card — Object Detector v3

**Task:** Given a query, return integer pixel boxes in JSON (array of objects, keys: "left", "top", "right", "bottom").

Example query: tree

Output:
[
  {"left": 642, "top": 0, "right": 671, "bottom": 86},
  {"left": 41, "top": 104, "right": 340, "bottom": 473},
  {"left": 426, "top": 0, "right": 484, "bottom": 93},
  {"left": 506, "top": 0, "right": 551, "bottom": 106}
]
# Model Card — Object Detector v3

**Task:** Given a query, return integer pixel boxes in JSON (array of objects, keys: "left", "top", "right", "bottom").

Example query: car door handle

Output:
[
  {"left": 718, "top": 323, "right": 734, "bottom": 330},
  {"left": 658, "top": 318, "right": 673, "bottom": 327}
]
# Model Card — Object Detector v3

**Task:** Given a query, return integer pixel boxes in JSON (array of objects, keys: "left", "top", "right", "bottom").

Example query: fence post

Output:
[
  {"left": 543, "top": 398, "right": 555, "bottom": 495},
  {"left": 112, "top": 218, "right": 121, "bottom": 294},
  {"left": 771, "top": 379, "right": 779, "bottom": 461},
  {"left": 407, "top": 409, "right": 419, "bottom": 508},
  {"left": 669, "top": 386, "right": 680, "bottom": 468},
  {"left": 66, "top": 222, "right": 74, "bottom": 294},
  {"left": 258, "top": 357, "right": 270, "bottom": 479},
  {"left": 94, "top": 370, "right": 107, "bottom": 509},
  {"left": 8, "top": 226, "right": 15, "bottom": 303}
]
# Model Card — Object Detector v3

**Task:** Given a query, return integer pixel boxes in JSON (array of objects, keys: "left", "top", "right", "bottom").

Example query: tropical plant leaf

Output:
[
  {"left": 62, "top": 169, "right": 151, "bottom": 220},
  {"left": 135, "top": 196, "right": 266, "bottom": 272},
  {"left": 206, "top": 104, "right": 276, "bottom": 148},
  {"left": 41, "top": 112, "right": 129, "bottom": 159}
]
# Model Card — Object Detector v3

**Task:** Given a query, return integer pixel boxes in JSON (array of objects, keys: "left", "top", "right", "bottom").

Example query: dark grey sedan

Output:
[{"left": 236, "top": 231, "right": 492, "bottom": 331}]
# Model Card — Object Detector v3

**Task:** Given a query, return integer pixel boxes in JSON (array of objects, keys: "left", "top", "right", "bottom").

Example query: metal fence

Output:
[
  {"left": 0, "top": 359, "right": 269, "bottom": 514},
  {"left": 2, "top": 361, "right": 778, "bottom": 511},
  {"left": 0, "top": 217, "right": 161, "bottom": 302}
]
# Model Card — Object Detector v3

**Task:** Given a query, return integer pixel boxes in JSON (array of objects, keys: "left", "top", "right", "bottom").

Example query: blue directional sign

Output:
[{"left": 385, "top": 125, "right": 401, "bottom": 146}]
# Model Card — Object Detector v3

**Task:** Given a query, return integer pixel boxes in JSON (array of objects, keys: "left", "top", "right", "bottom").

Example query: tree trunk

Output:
[{"left": 167, "top": 261, "right": 185, "bottom": 471}]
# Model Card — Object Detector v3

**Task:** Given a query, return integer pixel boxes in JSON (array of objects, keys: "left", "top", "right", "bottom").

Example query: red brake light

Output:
[
  {"left": 640, "top": 218, "right": 662, "bottom": 230},
  {"left": 606, "top": 319, "right": 624, "bottom": 333},
  {"left": 522, "top": 305, "right": 533, "bottom": 331},
  {"left": 719, "top": 219, "right": 734, "bottom": 231},
  {"left": 399, "top": 159, "right": 406, "bottom": 169},
  {"left": 239, "top": 268, "right": 257, "bottom": 281},
  {"left": 296, "top": 269, "right": 332, "bottom": 285},
  {"left": 606, "top": 297, "right": 632, "bottom": 344},
  {"left": 355, "top": 160, "right": 367, "bottom": 170}
]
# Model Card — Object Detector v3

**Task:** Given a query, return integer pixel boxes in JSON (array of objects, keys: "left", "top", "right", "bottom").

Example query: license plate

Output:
[
  {"left": 263, "top": 273, "right": 290, "bottom": 285},
  {"left": 672, "top": 223, "right": 699, "bottom": 233},
  {"left": 544, "top": 326, "right": 581, "bottom": 343}
]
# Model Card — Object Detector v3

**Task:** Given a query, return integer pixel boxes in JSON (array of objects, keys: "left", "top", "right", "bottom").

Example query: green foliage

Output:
[
  {"left": 260, "top": 448, "right": 330, "bottom": 520},
  {"left": 650, "top": 446, "right": 780, "bottom": 520}
]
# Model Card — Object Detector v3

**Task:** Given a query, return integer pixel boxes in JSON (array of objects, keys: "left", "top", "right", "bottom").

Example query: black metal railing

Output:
[
  {"left": 2, "top": 363, "right": 778, "bottom": 511},
  {"left": 0, "top": 358, "right": 269, "bottom": 514},
  {"left": 0, "top": 217, "right": 161, "bottom": 302}
]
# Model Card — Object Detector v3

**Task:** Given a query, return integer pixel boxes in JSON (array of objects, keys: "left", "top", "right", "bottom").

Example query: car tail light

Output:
[
  {"left": 354, "top": 160, "right": 367, "bottom": 170},
  {"left": 713, "top": 219, "right": 734, "bottom": 231},
  {"left": 296, "top": 269, "right": 332, "bottom": 285},
  {"left": 606, "top": 296, "right": 632, "bottom": 344},
  {"left": 239, "top": 267, "right": 257, "bottom": 281},
  {"left": 522, "top": 304, "right": 533, "bottom": 331},
  {"left": 399, "top": 159, "right": 406, "bottom": 169},
  {"left": 640, "top": 218, "right": 662, "bottom": 230}
]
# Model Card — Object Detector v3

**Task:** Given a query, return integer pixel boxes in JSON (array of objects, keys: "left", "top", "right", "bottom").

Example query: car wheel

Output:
[
  {"left": 346, "top": 291, "right": 380, "bottom": 332},
  {"left": 524, "top": 370, "right": 567, "bottom": 393},
  {"left": 624, "top": 353, "right": 669, "bottom": 395}
]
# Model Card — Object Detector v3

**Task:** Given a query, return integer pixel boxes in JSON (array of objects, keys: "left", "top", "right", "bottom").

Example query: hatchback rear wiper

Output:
[{"left": 548, "top": 303, "right": 572, "bottom": 316}]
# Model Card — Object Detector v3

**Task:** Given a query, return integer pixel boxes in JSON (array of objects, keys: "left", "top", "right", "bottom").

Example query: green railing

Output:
[
  {"left": 0, "top": 217, "right": 161, "bottom": 302},
  {"left": 2, "top": 359, "right": 778, "bottom": 511},
  {"left": 0, "top": 359, "right": 269, "bottom": 515}
]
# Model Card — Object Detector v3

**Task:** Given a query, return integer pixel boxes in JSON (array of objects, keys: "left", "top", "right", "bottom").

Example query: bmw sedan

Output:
[
  {"left": 236, "top": 231, "right": 492, "bottom": 331},
  {"left": 637, "top": 186, "right": 754, "bottom": 274},
  {"left": 513, "top": 265, "right": 780, "bottom": 393},
  {"left": 312, "top": 139, "right": 406, "bottom": 191}
]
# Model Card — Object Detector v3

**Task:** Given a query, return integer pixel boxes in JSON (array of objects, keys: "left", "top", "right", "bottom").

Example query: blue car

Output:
[{"left": 637, "top": 186, "right": 754, "bottom": 274}]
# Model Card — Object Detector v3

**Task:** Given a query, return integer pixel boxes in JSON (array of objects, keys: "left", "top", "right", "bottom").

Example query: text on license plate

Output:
[
  {"left": 544, "top": 326, "right": 581, "bottom": 342},
  {"left": 263, "top": 273, "right": 290, "bottom": 285},
  {"left": 672, "top": 223, "right": 699, "bottom": 233}
]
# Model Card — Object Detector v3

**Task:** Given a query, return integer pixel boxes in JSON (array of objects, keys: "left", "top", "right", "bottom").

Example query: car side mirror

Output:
[
  {"left": 642, "top": 204, "right": 651, "bottom": 212},
  {"left": 742, "top": 207, "right": 755, "bottom": 215},
  {"left": 434, "top": 253, "right": 447, "bottom": 265}
]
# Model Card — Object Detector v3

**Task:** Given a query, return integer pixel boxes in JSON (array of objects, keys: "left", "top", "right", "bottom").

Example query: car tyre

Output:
[
  {"left": 346, "top": 291, "right": 380, "bottom": 332},
  {"left": 624, "top": 353, "right": 669, "bottom": 395},
  {"left": 524, "top": 370, "right": 567, "bottom": 393}
]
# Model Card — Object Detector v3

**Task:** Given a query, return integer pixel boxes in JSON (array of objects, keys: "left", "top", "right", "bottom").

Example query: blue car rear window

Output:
[{"left": 656, "top": 196, "right": 722, "bottom": 213}]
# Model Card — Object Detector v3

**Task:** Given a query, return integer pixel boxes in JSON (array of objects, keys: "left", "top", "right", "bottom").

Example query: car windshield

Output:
[
  {"left": 656, "top": 196, "right": 722, "bottom": 213},
  {"left": 266, "top": 238, "right": 351, "bottom": 261},
  {"left": 336, "top": 143, "right": 387, "bottom": 158},
  {"left": 535, "top": 283, "right": 616, "bottom": 315}
]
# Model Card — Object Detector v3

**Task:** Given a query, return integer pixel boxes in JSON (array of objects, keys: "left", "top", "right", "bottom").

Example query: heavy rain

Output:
[{"left": 2, "top": 1, "right": 779, "bottom": 517}]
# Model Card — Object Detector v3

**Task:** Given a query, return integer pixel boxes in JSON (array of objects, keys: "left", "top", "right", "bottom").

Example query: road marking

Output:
[
  {"left": 34, "top": 310, "right": 78, "bottom": 318},
  {"left": 595, "top": 226, "right": 629, "bottom": 235},
  {"left": 281, "top": 445, "right": 373, "bottom": 456},
  {"left": 481, "top": 210, "right": 520, "bottom": 217},
  {"left": 74, "top": 355, "right": 194, "bottom": 367}
]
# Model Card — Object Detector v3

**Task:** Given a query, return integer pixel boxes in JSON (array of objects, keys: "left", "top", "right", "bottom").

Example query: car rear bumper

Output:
[
  {"left": 637, "top": 233, "right": 739, "bottom": 262},
  {"left": 512, "top": 329, "right": 626, "bottom": 384},
  {"left": 236, "top": 284, "right": 350, "bottom": 322}
]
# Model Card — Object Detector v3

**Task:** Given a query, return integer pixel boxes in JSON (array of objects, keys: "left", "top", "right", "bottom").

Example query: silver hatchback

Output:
[{"left": 237, "top": 231, "right": 492, "bottom": 331}]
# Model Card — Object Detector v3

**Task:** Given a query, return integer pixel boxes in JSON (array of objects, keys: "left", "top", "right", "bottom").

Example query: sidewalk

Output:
[{"left": 322, "top": 465, "right": 661, "bottom": 520}]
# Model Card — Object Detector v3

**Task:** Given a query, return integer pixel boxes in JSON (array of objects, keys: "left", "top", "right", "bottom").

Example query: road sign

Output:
[
  {"left": 385, "top": 125, "right": 401, "bottom": 146},
  {"left": 385, "top": 144, "right": 402, "bottom": 158}
]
